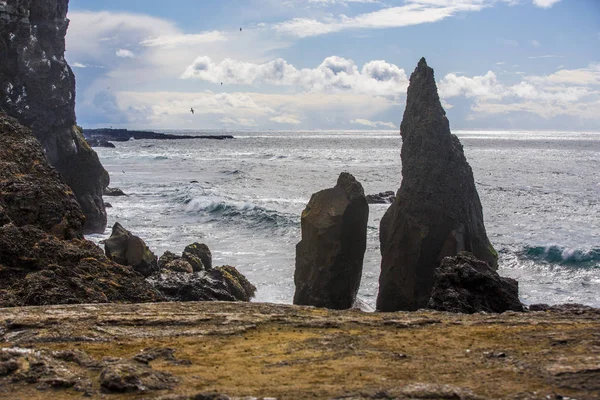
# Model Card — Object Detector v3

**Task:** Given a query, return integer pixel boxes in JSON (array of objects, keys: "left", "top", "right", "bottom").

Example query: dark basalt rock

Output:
[
  {"left": 294, "top": 172, "right": 369, "bottom": 310},
  {"left": 183, "top": 242, "right": 212, "bottom": 270},
  {"left": 158, "top": 250, "right": 180, "bottom": 269},
  {"left": 86, "top": 138, "right": 116, "bottom": 148},
  {"left": 0, "top": 116, "right": 164, "bottom": 307},
  {"left": 103, "top": 187, "right": 127, "bottom": 197},
  {"left": 0, "top": 113, "right": 84, "bottom": 240},
  {"left": 366, "top": 191, "right": 395, "bottom": 204},
  {"left": 0, "top": 0, "right": 109, "bottom": 233},
  {"left": 163, "top": 259, "right": 194, "bottom": 274},
  {"left": 148, "top": 266, "right": 256, "bottom": 302},
  {"left": 377, "top": 58, "right": 498, "bottom": 312},
  {"left": 105, "top": 223, "right": 158, "bottom": 277},
  {"left": 427, "top": 252, "right": 523, "bottom": 314}
]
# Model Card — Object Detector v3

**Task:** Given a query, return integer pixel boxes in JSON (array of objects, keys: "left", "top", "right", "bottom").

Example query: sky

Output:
[{"left": 66, "top": 0, "right": 600, "bottom": 131}]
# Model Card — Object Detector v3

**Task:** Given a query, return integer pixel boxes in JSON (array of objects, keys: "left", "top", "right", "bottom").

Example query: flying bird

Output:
[
  {"left": 190, "top": 108, "right": 195, "bottom": 114},
  {"left": 240, "top": 27, "right": 242, "bottom": 32}
]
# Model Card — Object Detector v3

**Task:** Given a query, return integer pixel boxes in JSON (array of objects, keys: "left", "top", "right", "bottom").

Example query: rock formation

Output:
[
  {"left": 377, "top": 58, "right": 498, "bottom": 312},
  {"left": 183, "top": 242, "right": 212, "bottom": 270},
  {"left": 148, "top": 265, "right": 256, "bottom": 302},
  {"left": 0, "top": 0, "right": 108, "bottom": 233},
  {"left": 427, "top": 252, "right": 523, "bottom": 314},
  {"left": 294, "top": 172, "right": 369, "bottom": 309},
  {"left": 104, "top": 223, "right": 159, "bottom": 278},
  {"left": 0, "top": 113, "right": 163, "bottom": 307},
  {"left": 152, "top": 244, "right": 255, "bottom": 301},
  {"left": 366, "top": 191, "right": 395, "bottom": 204}
]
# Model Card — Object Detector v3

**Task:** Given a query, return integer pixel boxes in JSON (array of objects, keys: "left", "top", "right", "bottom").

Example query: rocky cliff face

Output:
[
  {"left": 0, "top": 113, "right": 163, "bottom": 307},
  {"left": 294, "top": 172, "right": 369, "bottom": 309},
  {"left": 0, "top": 0, "right": 108, "bottom": 233},
  {"left": 377, "top": 58, "right": 498, "bottom": 312}
]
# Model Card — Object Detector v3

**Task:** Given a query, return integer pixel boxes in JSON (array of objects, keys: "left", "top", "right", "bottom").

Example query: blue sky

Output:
[{"left": 66, "top": 0, "right": 600, "bottom": 130}]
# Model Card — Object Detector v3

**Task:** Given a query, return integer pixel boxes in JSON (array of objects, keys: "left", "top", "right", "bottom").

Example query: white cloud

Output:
[
  {"left": 439, "top": 64, "right": 600, "bottom": 120},
  {"left": 141, "top": 31, "right": 227, "bottom": 48},
  {"left": 532, "top": 0, "right": 561, "bottom": 8},
  {"left": 530, "top": 39, "right": 540, "bottom": 47},
  {"left": 72, "top": 62, "right": 87, "bottom": 68},
  {"left": 528, "top": 54, "right": 563, "bottom": 59},
  {"left": 273, "top": 1, "right": 491, "bottom": 38},
  {"left": 182, "top": 56, "right": 408, "bottom": 97},
  {"left": 270, "top": 114, "right": 302, "bottom": 124},
  {"left": 350, "top": 118, "right": 396, "bottom": 128},
  {"left": 116, "top": 49, "right": 135, "bottom": 58}
]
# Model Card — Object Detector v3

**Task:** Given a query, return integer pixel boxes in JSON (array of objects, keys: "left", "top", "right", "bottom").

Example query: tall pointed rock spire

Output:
[{"left": 377, "top": 58, "right": 498, "bottom": 312}]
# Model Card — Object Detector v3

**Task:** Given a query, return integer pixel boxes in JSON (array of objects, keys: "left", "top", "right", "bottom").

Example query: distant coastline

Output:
[{"left": 83, "top": 128, "right": 234, "bottom": 142}]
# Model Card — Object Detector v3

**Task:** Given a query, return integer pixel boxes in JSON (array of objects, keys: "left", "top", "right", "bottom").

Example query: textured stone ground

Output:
[{"left": 0, "top": 302, "right": 599, "bottom": 399}]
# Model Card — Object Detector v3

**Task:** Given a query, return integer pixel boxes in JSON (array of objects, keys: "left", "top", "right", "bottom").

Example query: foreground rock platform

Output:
[{"left": 0, "top": 302, "right": 598, "bottom": 399}]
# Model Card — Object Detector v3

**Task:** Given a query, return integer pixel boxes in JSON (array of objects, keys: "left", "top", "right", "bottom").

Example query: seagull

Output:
[
  {"left": 190, "top": 107, "right": 195, "bottom": 114},
  {"left": 240, "top": 27, "right": 242, "bottom": 32}
]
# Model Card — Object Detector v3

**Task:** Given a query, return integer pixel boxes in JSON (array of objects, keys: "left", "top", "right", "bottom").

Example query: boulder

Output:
[
  {"left": 104, "top": 223, "right": 158, "bottom": 277},
  {"left": 294, "top": 172, "right": 369, "bottom": 309},
  {"left": 366, "top": 191, "right": 395, "bottom": 204},
  {"left": 377, "top": 58, "right": 498, "bottom": 311},
  {"left": 103, "top": 187, "right": 127, "bottom": 197},
  {"left": 183, "top": 243, "right": 212, "bottom": 270},
  {"left": 158, "top": 250, "right": 180, "bottom": 269},
  {"left": 0, "top": 113, "right": 164, "bottom": 307},
  {"left": 427, "top": 252, "right": 523, "bottom": 314},
  {"left": 0, "top": 1, "right": 108, "bottom": 233},
  {"left": 163, "top": 259, "right": 194, "bottom": 274},
  {"left": 148, "top": 266, "right": 256, "bottom": 302}
]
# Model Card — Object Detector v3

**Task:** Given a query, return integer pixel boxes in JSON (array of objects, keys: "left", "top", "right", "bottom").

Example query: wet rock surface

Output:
[
  {"left": 105, "top": 222, "right": 159, "bottom": 277},
  {"left": 148, "top": 266, "right": 256, "bottom": 302},
  {"left": 103, "top": 187, "right": 127, "bottom": 197},
  {"left": 0, "top": 114, "right": 164, "bottom": 307},
  {"left": 378, "top": 58, "right": 498, "bottom": 312},
  {"left": 0, "top": 301, "right": 598, "bottom": 399},
  {"left": 0, "top": 0, "right": 108, "bottom": 233},
  {"left": 294, "top": 172, "right": 369, "bottom": 309},
  {"left": 366, "top": 191, "right": 395, "bottom": 204},
  {"left": 427, "top": 252, "right": 524, "bottom": 314}
]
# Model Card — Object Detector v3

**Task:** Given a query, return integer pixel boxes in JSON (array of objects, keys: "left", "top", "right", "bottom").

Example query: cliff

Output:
[
  {"left": 0, "top": 0, "right": 108, "bottom": 233},
  {"left": 0, "top": 301, "right": 598, "bottom": 399},
  {"left": 0, "top": 113, "right": 164, "bottom": 307}
]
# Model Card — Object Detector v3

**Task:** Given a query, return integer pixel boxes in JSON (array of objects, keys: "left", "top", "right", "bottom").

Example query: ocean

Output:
[{"left": 87, "top": 130, "right": 600, "bottom": 309}]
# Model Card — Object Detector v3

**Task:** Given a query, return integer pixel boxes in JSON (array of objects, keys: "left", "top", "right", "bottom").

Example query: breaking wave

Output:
[
  {"left": 183, "top": 196, "right": 298, "bottom": 231},
  {"left": 519, "top": 245, "right": 600, "bottom": 268}
]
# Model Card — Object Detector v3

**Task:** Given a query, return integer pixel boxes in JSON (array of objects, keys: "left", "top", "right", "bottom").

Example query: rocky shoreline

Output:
[
  {"left": 1, "top": 301, "right": 599, "bottom": 399},
  {"left": 1, "top": 1, "right": 598, "bottom": 398}
]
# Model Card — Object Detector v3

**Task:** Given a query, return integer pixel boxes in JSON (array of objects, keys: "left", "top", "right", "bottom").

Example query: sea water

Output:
[{"left": 87, "top": 130, "right": 600, "bottom": 308}]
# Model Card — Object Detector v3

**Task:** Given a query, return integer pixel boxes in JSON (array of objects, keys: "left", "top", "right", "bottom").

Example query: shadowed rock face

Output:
[
  {"left": 377, "top": 58, "right": 498, "bottom": 312},
  {"left": 428, "top": 252, "right": 523, "bottom": 314},
  {"left": 294, "top": 172, "right": 369, "bottom": 309},
  {"left": 0, "top": 0, "right": 108, "bottom": 233},
  {"left": 105, "top": 223, "right": 159, "bottom": 278},
  {"left": 0, "top": 114, "right": 164, "bottom": 307}
]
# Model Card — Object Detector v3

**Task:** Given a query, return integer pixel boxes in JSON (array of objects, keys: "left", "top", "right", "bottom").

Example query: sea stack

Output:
[
  {"left": 377, "top": 58, "right": 498, "bottom": 312},
  {"left": 294, "top": 172, "right": 369, "bottom": 309},
  {"left": 0, "top": 0, "right": 108, "bottom": 233}
]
